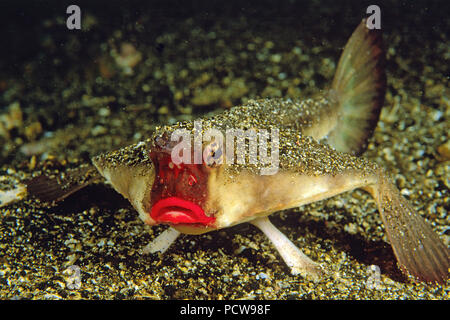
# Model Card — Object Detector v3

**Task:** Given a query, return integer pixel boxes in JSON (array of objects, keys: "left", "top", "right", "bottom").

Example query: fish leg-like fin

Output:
[
  {"left": 142, "top": 227, "right": 181, "bottom": 254},
  {"left": 25, "top": 164, "right": 102, "bottom": 206},
  {"left": 251, "top": 216, "right": 324, "bottom": 281},
  {"left": 364, "top": 172, "right": 450, "bottom": 284},
  {"left": 26, "top": 175, "right": 90, "bottom": 205}
]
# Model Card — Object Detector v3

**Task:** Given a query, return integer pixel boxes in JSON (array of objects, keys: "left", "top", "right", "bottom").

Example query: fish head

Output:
[{"left": 91, "top": 131, "right": 228, "bottom": 234}]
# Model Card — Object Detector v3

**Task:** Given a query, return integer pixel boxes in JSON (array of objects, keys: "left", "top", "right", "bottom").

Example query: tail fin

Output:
[
  {"left": 365, "top": 173, "right": 449, "bottom": 284},
  {"left": 328, "top": 19, "right": 386, "bottom": 156}
]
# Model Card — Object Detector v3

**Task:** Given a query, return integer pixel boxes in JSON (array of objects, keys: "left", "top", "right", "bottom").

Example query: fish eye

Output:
[{"left": 203, "top": 142, "right": 223, "bottom": 167}]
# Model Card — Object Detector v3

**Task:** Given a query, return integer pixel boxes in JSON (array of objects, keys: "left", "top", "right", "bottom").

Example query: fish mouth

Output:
[{"left": 150, "top": 197, "right": 215, "bottom": 225}]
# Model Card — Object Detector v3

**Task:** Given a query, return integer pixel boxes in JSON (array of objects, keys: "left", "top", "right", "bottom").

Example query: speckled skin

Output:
[{"left": 93, "top": 95, "right": 377, "bottom": 178}]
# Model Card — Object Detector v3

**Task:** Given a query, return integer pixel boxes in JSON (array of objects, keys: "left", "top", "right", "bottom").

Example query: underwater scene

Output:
[{"left": 0, "top": 0, "right": 448, "bottom": 300}]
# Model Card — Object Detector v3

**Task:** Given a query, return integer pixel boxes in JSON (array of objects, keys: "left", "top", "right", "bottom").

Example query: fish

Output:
[{"left": 26, "top": 19, "right": 449, "bottom": 284}]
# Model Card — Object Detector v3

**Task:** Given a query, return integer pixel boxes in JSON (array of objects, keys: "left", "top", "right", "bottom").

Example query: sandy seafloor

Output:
[{"left": 0, "top": 0, "right": 448, "bottom": 300}]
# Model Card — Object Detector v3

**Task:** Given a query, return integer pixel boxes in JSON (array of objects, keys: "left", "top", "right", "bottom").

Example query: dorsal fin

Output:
[{"left": 327, "top": 19, "right": 386, "bottom": 155}]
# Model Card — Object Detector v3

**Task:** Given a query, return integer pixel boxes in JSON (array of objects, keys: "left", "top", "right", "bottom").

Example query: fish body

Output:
[
  {"left": 93, "top": 110, "right": 379, "bottom": 233},
  {"left": 28, "top": 19, "right": 449, "bottom": 283},
  {"left": 92, "top": 18, "right": 386, "bottom": 236}
]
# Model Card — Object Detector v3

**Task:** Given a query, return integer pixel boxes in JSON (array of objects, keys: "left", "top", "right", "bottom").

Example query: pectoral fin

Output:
[{"left": 25, "top": 164, "right": 102, "bottom": 206}]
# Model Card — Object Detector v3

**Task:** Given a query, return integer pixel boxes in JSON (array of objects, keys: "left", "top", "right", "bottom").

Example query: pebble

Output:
[
  {"left": 98, "top": 107, "right": 111, "bottom": 117},
  {"left": 437, "top": 140, "right": 450, "bottom": 160},
  {"left": 91, "top": 125, "right": 107, "bottom": 136},
  {"left": 256, "top": 272, "right": 269, "bottom": 280},
  {"left": 157, "top": 106, "right": 169, "bottom": 115},
  {"left": 344, "top": 223, "right": 358, "bottom": 235},
  {"left": 270, "top": 54, "right": 282, "bottom": 63}
]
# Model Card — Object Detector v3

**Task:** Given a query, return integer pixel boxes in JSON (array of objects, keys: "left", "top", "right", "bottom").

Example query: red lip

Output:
[{"left": 150, "top": 197, "right": 215, "bottom": 225}]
